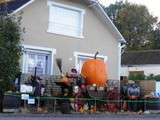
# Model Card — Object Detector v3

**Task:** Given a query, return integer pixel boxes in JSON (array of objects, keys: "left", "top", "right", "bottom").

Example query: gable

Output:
[
  {"left": 83, "top": 0, "right": 125, "bottom": 43},
  {"left": 0, "top": 0, "right": 125, "bottom": 43}
]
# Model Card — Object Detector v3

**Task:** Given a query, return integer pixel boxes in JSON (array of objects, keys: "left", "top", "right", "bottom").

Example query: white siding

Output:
[
  {"left": 121, "top": 64, "right": 160, "bottom": 76},
  {"left": 121, "top": 66, "right": 129, "bottom": 76}
]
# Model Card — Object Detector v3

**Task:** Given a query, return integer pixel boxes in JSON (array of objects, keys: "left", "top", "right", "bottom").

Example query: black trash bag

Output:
[
  {"left": 3, "top": 95, "right": 21, "bottom": 110},
  {"left": 59, "top": 92, "right": 71, "bottom": 114}
]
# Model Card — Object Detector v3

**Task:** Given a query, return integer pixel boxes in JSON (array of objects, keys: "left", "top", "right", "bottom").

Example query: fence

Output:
[
  {"left": 4, "top": 74, "right": 160, "bottom": 114},
  {"left": 3, "top": 93, "right": 160, "bottom": 114}
]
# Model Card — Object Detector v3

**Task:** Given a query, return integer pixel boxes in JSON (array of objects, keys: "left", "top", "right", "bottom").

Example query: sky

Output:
[{"left": 98, "top": 0, "right": 160, "bottom": 19}]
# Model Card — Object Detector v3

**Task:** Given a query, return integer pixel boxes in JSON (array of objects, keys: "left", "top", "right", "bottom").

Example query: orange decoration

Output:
[
  {"left": 81, "top": 52, "right": 108, "bottom": 87},
  {"left": 60, "top": 76, "right": 70, "bottom": 86}
]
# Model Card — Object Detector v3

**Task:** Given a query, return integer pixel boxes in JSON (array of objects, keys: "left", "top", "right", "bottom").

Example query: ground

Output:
[{"left": 0, "top": 114, "right": 160, "bottom": 120}]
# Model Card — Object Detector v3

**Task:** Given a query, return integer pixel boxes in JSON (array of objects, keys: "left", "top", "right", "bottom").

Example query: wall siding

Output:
[
  {"left": 121, "top": 65, "right": 160, "bottom": 76},
  {"left": 18, "top": 0, "right": 119, "bottom": 80}
]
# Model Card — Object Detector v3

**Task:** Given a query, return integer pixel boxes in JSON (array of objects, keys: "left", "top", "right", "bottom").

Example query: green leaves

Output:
[
  {"left": 0, "top": 13, "right": 22, "bottom": 91},
  {"left": 128, "top": 73, "right": 145, "bottom": 81},
  {"left": 105, "top": 1, "right": 159, "bottom": 51}
]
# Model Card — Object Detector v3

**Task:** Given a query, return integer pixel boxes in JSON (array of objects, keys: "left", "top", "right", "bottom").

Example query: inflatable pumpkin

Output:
[{"left": 81, "top": 52, "right": 108, "bottom": 87}]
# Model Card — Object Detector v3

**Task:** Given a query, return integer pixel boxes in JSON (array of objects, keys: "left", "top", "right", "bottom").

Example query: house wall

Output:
[
  {"left": 19, "top": 0, "right": 120, "bottom": 80},
  {"left": 121, "top": 64, "right": 160, "bottom": 77}
]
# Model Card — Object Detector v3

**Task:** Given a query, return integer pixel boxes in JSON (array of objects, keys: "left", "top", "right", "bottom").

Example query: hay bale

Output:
[
  {"left": 136, "top": 80, "right": 156, "bottom": 95},
  {"left": 128, "top": 80, "right": 135, "bottom": 84}
]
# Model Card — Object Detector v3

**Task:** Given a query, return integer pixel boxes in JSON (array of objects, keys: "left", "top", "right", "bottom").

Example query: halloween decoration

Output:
[
  {"left": 107, "top": 87, "right": 120, "bottom": 112},
  {"left": 81, "top": 52, "right": 107, "bottom": 87},
  {"left": 56, "top": 58, "right": 70, "bottom": 86},
  {"left": 56, "top": 58, "right": 63, "bottom": 74},
  {"left": 127, "top": 83, "right": 141, "bottom": 112},
  {"left": 127, "top": 84, "right": 140, "bottom": 99}
]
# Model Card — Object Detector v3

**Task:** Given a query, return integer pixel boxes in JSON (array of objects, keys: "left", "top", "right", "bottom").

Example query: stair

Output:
[{"left": 20, "top": 74, "right": 61, "bottom": 96}]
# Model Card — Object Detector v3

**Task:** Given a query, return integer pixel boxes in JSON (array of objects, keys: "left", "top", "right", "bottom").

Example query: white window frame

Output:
[
  {"left": 74, "top": 51, "right": 108, "bottom": 72},
  {"left": 22, "top": 45, "right": 56, "bottom": 75},
  {"left": 47, "top": 1, "right": 85, "bottom": 38},
  {"left": 156, "top": 81, "right": 160, "bottom": 97}
]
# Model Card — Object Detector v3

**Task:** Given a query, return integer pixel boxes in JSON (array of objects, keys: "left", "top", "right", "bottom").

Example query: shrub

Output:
[
  {"left": 0, "top": 12, "right": 23, "bottom": 91},
  {"left": 146, "top": 74, "right": 160, "bottom": 81},
  {"left": 128, "top": 73, "right": 145, "bottom": 80}
]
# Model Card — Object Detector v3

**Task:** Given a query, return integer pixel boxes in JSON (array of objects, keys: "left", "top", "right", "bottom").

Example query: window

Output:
[
  {"left": 22, "top": 45, "right": 56, "bottom": 75},
  {"left": 74, "top": 52, "right": 108, "bottom": 72},
  {"left": 156, "top": 81, "right": 160, "bottom": 97},
  {"left": 47, "top": 1, "right": 85, "bottom": 38},
  {"left": 24, "top": 51, "right": 50, "bottom": 75}
]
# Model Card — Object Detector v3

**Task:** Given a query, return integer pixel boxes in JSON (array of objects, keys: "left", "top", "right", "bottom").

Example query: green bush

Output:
[
  {"left": 146, "top": 74, "right": 160, "bottom": 81},
  {"left": 128, "top": 73, "right": 145, "bottom": 80},
  {"left": 129, "top": 73, "right": 160, "bottom": 81},
  {"left": 154, "top": 75, "right": 160, "bottom": 81},
  {"left": 0, "top": 12, "right": 23, "bottom": 91}
]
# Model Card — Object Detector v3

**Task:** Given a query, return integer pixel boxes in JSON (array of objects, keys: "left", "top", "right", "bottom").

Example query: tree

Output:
[
  {"left": 105, "top": 1, "right": 158, "bottom": 50},
  {"left": 0, "top": 12, "right": 22, "bottom": 91},
  {"left": 104, "top": 1, "right": 125, "bottom": 25},
  {"left": 151, "top": 22, "right": 160, "bottom": 49}
]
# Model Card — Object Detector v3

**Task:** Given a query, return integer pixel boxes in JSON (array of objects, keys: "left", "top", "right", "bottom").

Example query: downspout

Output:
[
  {"left": 118, "top": 42, "right": 126, "bottom": 81},
  {"left": 118, "top": 43, "right": 121, "bottom": 81},
  {"left": 117, "top": 42, "right": 126, "bottom": 102}
]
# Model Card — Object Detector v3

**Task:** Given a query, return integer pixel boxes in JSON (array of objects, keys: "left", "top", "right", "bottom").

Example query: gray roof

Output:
[
  {"left": 0, "top": 0, "right": 32, "bottom": 14},
  {"left": 122, "top": 50, "right": 160, "bottom": 65}
]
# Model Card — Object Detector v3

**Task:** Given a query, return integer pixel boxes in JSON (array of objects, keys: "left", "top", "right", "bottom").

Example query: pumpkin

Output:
[{"left": 81, "top": 52, "right": 108, "bottom": 87}]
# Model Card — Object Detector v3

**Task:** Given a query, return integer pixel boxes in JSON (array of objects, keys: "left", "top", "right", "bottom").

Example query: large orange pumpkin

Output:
[{"left": 81, "top": 52, "right": 108, "bottom": 87}]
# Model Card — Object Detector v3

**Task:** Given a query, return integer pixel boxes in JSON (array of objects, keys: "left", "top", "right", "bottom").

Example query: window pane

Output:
[
  {"left": 49, "top": 5, "right": 82, "bottom": 37},
  {"left": 36, "top": 55, "right": 46, "bottom": 75},
  {"left": 24, "top": 51, "right": 51, "bottom": 75},
  {"left": 27, "top": 53, "right": 36, "bottom": 74},
  {"left": 156, "top": 82, "right": 160, "bottom": 97}
]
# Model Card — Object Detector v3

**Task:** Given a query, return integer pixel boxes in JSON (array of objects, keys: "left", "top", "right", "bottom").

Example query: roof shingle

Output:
[
  {"left": 0, "top": 0, "right": 31, "bottom": 14},
  {"left": 122, "top": 50, "right": 160, "bottom": 65}
]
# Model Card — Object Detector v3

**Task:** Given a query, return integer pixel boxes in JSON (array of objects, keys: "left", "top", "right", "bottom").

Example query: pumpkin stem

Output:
[{"left": 94, "top": 51, "right": 99, "bottom": 59}]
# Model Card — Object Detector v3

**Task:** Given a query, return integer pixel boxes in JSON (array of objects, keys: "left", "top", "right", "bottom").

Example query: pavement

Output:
[{"left": 0, "top": 113, "right": 160, "bottom": 120}]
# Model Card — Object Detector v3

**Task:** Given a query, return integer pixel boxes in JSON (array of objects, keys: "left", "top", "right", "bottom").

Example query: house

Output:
[
  {"left": 121, "top": 50, "right": 160, "bottom": 78},
  {"left": 0, "top": 0, "right": 125, "bottom": 81}
]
